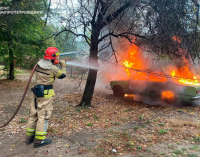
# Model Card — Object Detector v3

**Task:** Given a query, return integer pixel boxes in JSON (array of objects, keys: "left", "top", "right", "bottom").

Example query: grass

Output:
[
  {"left": 188, "top": 154, "right": 198, "bottom": 157},
  {"left": 139, "top": 115, "right": 144, "bottom": 119},
  {"left": 159, "top": 152, "right": 165, "bottom": 155},
  {"left": 76, "top": 108, "right": 81, "bottom": 113},
  {"left": 146, "top": 149, "right": 152, "bottom": 153},
  {"left": 19, "top": 118, "right": 27, "bottom": 123},
  {"left": 66, "top": 106, "right": 70, "bottom": 110},
  {"left": 189, "top": 145, "right": 199, "bottom": 150},
  {"left": 87, "top": 123, "right": 93, "bottom": 126},
  {"left": 114, "top": 122, "right": 120, "bottom": 126},
  {"left": 193, "top": 136, "right": 200, "bottom": 142},
  {"left": 122, "top": 132, "right": 131, "bottom": 139},
  {"left": 172, "top": 150, "right": 182, "bottom": 155},
  {"left": 136, "top": 146, "right": 142, "bottom": 150},
  {"left": 134, "top": 126, "right": 139, "bottom": 130},
  {"left": 168, "top": 145, "right": 175, "bottom": 149},
  {"left": 159, "top": 129, "right": 168, "bottom": 134},
  {"left": 146, "top": 120, "right": 151, "bottom": 124},
  {"left": 181, "top": 148, "right": 187, "bottom": 151}
]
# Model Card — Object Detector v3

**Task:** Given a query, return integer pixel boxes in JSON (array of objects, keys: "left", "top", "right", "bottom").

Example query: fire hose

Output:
[
  {"left": 0, "top": 59, "right": 198, "bottom": 128},
  {"left": 0, "top": 59, "right": 66, "bottom": 128},
  {"left": 0, "top": 64, "right": 38, "bottom": 128}
]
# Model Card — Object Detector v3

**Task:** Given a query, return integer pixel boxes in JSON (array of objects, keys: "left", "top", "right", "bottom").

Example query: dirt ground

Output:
[{"left": 1, "top": 71, "right": 200, "bottom": 157}]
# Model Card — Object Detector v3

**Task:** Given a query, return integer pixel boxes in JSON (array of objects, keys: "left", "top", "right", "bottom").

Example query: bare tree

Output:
[{"left": 47, "top": 0, "right": 200, "bottom": 107}]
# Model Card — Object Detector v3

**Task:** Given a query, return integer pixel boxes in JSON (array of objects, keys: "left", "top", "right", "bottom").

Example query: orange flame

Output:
[
  {"left": 121, "top": 44, "right": 200, "bottom": 86},
  {"left": 172, "top": 36, "right": 181, "bottom": 43},
  {"left": 122, "top": 60, "right": 134, "bottom": 77},
  {"left": 124, "top": 94, "right": 134, "bottom": 98},
  {"left": 122, "top": 45, "right": 166, "bottom": 82},
  {"left": 170, "top": 58, "right": 200, "bottom": 86},
  {"left": 161, "top": 91, "right": 175, "bottom": 101},
  {"left": 170, "top": 69, "right": 200, "bottom": 86}
]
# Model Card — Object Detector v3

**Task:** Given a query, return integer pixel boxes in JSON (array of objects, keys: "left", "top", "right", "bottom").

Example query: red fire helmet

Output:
[{"left": 44, "top": 47, "right": 60, "bottom": 60}]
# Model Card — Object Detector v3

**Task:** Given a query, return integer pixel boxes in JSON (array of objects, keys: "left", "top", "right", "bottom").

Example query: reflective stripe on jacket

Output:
[{"left": 34, "top": 59, "right": 66, "bottom": 98}]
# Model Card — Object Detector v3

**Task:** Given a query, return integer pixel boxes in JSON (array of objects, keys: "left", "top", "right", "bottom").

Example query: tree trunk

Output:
[
  {"left": 78, "top": 25, "right": 100, "bottom": 107},
  {"left": 78, "top": 69, "right": 98, "bottom": 107},
  {"left": 8, "top": 47, "right": 14, "bottom": 80}
]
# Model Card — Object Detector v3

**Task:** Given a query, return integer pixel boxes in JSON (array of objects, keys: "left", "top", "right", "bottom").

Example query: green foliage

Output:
[
  {"left": 0, "top": 0, "right": 56, "bottom": 78},
  {"left": 168, "top": 145, "right": 175, "bottom": 149},
  {"left": 181, "top": 148, "right": 187, "bottom": 151},
  {"left": 0, "top": 0, "right": 12, "bottom": 5},
  {"left": 19, "top": 118, "right": 27, "bottom": 123},
  {"left": 158, "top": 123, "right": 164, "bottom": 126},
  {"left": 141, "top": 125, "right": 146, "bottom": 128},
  {"left": 188, "top": 154, "right": 198, "bottom": 157},
  {"left": 87, "top": 123, "right": 93, "bottom": 126},
  {"left": 189, "top": 145, "right": 199, "bottom": 150},
  {"left": 159, "top": 129, "right": 167, "bottom": 134},
  {"left": 54, "top": 26, "right": 77, "bottom": 52},
  {"left": 172, "top": 150, "right": 182, "bottom": 155},
  {"left": 146, "top": 120, "right": 151, "bottom": 124},
  {"left": 159, "top": 152, "right": 165, "bottom": 155},
  {"left": 139, "top": 115, "right": 143, "bottom": 119},
  {"left": 114, "top": 122, "right": 120, "bottom": 126},
  {"left": 134, "top": 126, "right": 139, "bottom": 130},
  {"left": 193, "top": 136, "right": 200, "bottom": 142},
  {"left": 76, "top": 108, "right": 81, "bottom": 113},
  {"left": 136, "top": 146, "right": 142, "bottom": 150}
]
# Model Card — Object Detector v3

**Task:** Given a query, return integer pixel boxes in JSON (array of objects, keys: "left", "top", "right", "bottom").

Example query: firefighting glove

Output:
[{"left": 59, "top": 59, "right": 67, "bottom": 68}]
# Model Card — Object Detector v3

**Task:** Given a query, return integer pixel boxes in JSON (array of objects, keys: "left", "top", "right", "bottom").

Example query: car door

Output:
[{"left": 128, "top": 71, "right": 149, "bottom": 95}]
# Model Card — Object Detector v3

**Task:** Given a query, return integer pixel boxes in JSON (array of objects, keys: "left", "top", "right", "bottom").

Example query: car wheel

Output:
[
  {"left": 148, "top": 90, "right": 157, "bottom": 98},
  {"left": 174, "top": 99, "right": 184, "bottom": 108},
  {"left": 113, "top": 85, "right": 125, "bottom": 97}
]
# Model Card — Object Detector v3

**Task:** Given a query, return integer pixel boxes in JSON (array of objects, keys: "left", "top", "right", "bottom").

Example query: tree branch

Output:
[
  {"left": 45, "top": 0, "right": 52, "bottom": 26},
  {"left": 102, "top": 2, "right": 131, "bottom": 26},
  {"left": 98, "top": 32, "right": 146, "bottom": 43}
]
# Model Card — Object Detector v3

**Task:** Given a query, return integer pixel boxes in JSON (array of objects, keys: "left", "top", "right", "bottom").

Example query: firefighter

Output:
[{"left": 25, "top": 47, "right": 66, "bottom": 148}]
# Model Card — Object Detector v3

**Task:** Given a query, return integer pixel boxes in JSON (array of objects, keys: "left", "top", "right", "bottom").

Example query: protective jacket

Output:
[
  {"left": 26, "top": 59, "right": 66, "bottom": 142},
  {"left": 34, "top": 59, "right": 66, "bottom": 98}
]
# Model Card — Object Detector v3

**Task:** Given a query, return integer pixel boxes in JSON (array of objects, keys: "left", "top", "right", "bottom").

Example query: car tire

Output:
[
  {"left": 174, "top": 99, "right": 183, "bottom": 108},
  {"left": 113, "top": 85, "right": 125, "bottom": 97}
]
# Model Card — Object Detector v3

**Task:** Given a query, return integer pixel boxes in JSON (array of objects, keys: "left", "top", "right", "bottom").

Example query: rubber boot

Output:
[
  {"left": 25, "top": 135, "right": 35, "bottom": 145},
  {"left": 34, "top": 139, "right": 52, "bottom": 148}
]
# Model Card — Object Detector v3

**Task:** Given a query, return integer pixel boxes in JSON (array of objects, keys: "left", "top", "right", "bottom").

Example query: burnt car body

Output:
[{"left": 110, "top": 72, "right": 200, "bottom": 106}]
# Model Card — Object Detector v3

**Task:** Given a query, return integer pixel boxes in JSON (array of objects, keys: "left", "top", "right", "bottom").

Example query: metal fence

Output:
[{"left": 66, "top": 66, "right": 88, "bottom": 78}]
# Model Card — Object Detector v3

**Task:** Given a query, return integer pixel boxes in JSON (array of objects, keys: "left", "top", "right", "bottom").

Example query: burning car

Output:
[
  {"left": 110, "top": 71, "right": 200, "bottom": 106},
  {"left": 109, "top": 44, "right": 200, "bottom": 106}
]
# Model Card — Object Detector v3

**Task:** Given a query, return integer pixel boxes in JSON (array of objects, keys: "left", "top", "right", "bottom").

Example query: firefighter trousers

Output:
[{"left": 26, "top": 97, "right": 53, "bottom": 140}]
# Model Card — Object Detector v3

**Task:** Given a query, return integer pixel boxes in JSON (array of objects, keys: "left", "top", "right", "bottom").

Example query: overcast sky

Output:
[{"left": 51, "top": 0, "right": 78, "bottom": 9}]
